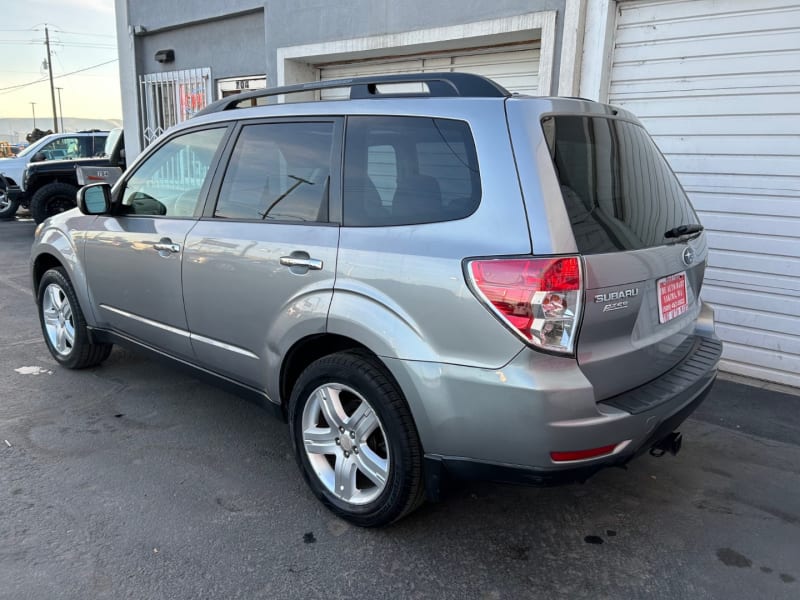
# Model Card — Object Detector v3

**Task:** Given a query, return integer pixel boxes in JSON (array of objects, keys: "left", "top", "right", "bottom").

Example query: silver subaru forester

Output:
[{"left": 31, "top": 73, "right": 721, "bottom": 526}]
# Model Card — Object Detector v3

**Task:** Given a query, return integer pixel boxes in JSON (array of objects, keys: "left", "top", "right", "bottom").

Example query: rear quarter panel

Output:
[{"left": 330, "top": 99, "right": 532, "bottom": 369}]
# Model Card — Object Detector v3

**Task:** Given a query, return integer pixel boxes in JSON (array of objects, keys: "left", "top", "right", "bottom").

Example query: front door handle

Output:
[
  {"left": 153, "top": 240, "right": 181, "bottom": 254},
  {"left": 280, "top": 256, "right": 323, "bottom": 270}
]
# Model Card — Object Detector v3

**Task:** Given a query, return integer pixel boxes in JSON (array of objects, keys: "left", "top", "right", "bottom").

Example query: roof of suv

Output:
[
  {"left": 196, "top": 72, "right": 511, "bottom": 117},
  {"left": 186, "top": 72, "right": 635, "bottom": 131}
]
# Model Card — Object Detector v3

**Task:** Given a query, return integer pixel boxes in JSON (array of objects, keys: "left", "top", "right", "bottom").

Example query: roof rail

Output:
[{"left": 195, "top": 72, "right": 510, "bottom": 117}]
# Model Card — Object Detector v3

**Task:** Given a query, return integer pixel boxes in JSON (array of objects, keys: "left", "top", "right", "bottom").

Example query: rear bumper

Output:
[
  {"left": 425, "top": 374, "right": 715, "bottom": 490},
  {"left": 383, "top": 318, "right": 722, "bottom": 488}
]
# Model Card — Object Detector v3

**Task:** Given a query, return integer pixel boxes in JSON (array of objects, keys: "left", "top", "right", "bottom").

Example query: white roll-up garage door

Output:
[
  {"left": 317, "top": 42, "right": 540, "bottom": 99},
  {"left": 608, "top": 0, "right": 800, "bottom": 387}
]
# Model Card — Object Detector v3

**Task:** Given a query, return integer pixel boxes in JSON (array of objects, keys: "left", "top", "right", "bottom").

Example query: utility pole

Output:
[
  {"left": 44, "top": 26, "right": 59, "bottom": 133},
  {"left": 56, "top": 87, "right": 65, "bottom": 132},
  {"left": 30, "top": 102, "right": 37, "bottom": 129}
]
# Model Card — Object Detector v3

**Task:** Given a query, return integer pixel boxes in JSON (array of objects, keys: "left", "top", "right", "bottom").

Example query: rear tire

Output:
[
  {"left": 288, "top": 350, "right": 425, "bottom": 527},
  {"left": 30, "top": 182, "right": 78, "bottom": 224},
  {"left": 37, "top": 267, "right": 112, "bottom": 369}
]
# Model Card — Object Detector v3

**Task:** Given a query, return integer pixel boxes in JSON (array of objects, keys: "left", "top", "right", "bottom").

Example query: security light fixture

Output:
[{"left": 154, "top": 49, "right": 175, "bottom": 64}]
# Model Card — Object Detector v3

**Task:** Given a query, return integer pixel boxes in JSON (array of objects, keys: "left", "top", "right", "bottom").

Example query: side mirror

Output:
[
  {"left": 32, "top": 152, "right": 46, "bottom": 162},
  {"left": 77, "top": 183, "right": 112, "bottom": 215}
]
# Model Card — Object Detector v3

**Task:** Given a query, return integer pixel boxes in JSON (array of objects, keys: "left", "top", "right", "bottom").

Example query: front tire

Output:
[
  {"left": 37, "top": 268, "right": 112, "bottom": 369},
  {"left": 30, "top": 182, "right": 78, "bottom": 224},
  {"left": 0, "top": 177, "right": 18, "bottom": 220},
  {"left": 288, "top": 350, "right": 425, "bottom": 527}
]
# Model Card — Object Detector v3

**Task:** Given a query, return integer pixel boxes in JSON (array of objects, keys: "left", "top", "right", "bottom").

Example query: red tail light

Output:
[
  {"left": 550, "top": 444, "right": 617, "bottom": 462},
  {"left": 468, "top": 256, "right": 583, "bottom": 354}
]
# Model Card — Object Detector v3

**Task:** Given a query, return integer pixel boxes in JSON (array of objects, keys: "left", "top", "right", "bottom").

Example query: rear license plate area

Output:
[{"left": 657, "top": 272, "right": 688, "bottom": 324}]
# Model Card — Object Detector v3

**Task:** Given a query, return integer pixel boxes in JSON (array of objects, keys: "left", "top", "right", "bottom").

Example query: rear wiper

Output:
[{"left": 664, "top": 223, "right": 704, "bottom": 239}]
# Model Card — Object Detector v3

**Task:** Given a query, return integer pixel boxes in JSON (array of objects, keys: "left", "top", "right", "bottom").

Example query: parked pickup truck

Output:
[
  {"left": 0, "top": 130, "right": 109, "bottom": 221},
  {"left": 8, "top": 128, "right": 125, "bottom": 224}
]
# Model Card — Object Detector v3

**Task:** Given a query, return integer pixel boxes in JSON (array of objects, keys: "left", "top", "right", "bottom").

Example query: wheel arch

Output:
[
  {"left": 279, "top": 333, "right": 375, "bottom": 414},
  {"left": 27, "top": 171, "right": 73, "bottom": 195},
  {"left": 24, "top": 173, "right": 49, "bottom": 197},
  {"left": 32, "top": 252, "right": 64, "bottom": 296},
  {"left": 31, "top": 230, "right": 97, "bottom": 328},
  {"left": 1, "top": 174, "right": 18, "bottom": 187}
]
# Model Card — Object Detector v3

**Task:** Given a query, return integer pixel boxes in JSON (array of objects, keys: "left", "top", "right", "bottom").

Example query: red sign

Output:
[
  {"left": 657, "top": 272, "right": 688, "bottom": 324},
  {"left": 179, "top": 84, "right": 207, "bottom": 121}
]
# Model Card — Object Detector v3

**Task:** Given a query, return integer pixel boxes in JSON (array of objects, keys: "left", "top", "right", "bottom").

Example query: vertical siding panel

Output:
[{"left": 608, "top": 0, "right": 800, "bottom": 387}]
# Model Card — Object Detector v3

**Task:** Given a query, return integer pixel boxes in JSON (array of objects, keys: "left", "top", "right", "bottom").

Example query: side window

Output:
[
  {"left": 343, "top": 116, "right": 481, "bottom": 227},
  {"left": 367, "top": 145, "right": 397, "bottom": 205},
  {"left": 38, "top": 137, "right": 79, "bottom": 160},
  {"left": 85, "top": 136, "right": 107, "bottom": 157},
  {"left": 214, "top": 122, "right": 334, "bottom": 222},
  {"left": 121, "top": 128, "right": 226, "bottom": 217}
]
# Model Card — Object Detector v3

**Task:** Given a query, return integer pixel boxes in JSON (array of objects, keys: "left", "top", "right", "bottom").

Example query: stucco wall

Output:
[
  {"left": 117, "top": 0, "right": 570, "bottom": 156},
  {"left": 137, "top": 11, "right": 267, "bottom": 82},
  {"left": 126, "top": 0, "right": 566, "bottom": 90}
]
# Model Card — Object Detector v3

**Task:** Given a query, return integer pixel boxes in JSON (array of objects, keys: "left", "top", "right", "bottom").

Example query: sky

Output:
[{"left": 0, "top": 0, "right": 121, "bottom": 122}]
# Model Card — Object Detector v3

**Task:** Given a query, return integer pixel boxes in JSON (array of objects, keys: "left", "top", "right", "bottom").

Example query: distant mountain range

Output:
[{"left": 0, "top": 118, "right": 123, "bottom": 144}]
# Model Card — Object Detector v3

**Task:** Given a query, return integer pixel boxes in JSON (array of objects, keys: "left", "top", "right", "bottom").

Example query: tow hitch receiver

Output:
[{"left": 649, "top": 432, "right": 683, "bottom": 457}]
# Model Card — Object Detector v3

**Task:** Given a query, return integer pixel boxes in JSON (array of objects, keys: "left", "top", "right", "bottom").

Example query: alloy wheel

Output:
[
  {"left": 301, "top": 383, "right": 390, "bottom": 505},
  {"left": 41, "top": 283, "right": 75, "bottom": 356}
]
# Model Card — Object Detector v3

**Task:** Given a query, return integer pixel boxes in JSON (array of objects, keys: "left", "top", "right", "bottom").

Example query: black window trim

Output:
[
  {"left": 200, "top": 116, "right": 345, "bottom": 227},
  {"left": 111, "top": 123, "right": 234, "bottom": 220}
]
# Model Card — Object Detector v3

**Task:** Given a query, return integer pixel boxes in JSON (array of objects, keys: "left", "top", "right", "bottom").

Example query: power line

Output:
[
  {"left": 0, "top": 27, "right": 115, "bottom": 38},
  {"left": 0, "top": 76, "right": 49, "bottom": 92},
  {"left": 0, "top": 58, "right": 119, "bottom": 94},
  {"left": 54, "top": 43, "right": 118, "bottom": 49},
  {"left": 0, "top": 39, "right": 116, "bottom": 48},
  {"left": 50, "top": 57, "right": 119, "bottom": 76},
  {"left": 52, "top": 28, "right": 117, "bottom": 39}
]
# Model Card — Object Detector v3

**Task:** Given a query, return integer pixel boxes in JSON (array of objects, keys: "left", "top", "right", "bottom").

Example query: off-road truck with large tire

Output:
[
  {"left": 0, "top": 130, "right": 108, "bottom": 221},
  {"left": 16, "top": 129, "right": 125, "bottom": 224}
]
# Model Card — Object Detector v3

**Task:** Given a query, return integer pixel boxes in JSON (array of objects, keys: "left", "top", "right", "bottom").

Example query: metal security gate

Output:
[{"left": 139, "top": 68, "right": 212, "bottom": 147}]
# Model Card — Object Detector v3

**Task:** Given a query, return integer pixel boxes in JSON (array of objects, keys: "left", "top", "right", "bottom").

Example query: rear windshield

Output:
[{"left": 542, "top": 115, "right": 699, "bottom": 254}]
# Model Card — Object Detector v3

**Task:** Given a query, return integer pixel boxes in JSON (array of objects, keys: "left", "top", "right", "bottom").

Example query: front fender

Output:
[
  {"left": 22, "top": 173, "right": 42, "bottom": 195},
  {"left": 31, "top": 213, "right": 98, "bottom": 327}
]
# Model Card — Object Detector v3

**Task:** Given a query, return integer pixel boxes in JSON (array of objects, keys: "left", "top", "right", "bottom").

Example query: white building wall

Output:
[{"left": 581, "top": 0, "right": 800, "bottom": 387}]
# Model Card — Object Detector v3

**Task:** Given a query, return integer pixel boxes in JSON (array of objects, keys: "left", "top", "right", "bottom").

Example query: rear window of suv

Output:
[
  {"left": 343, "top": 116, "right": 481, "bottom": 226},
  {"left": 542, "top": 115, "right": 699, "bottom": 254}
]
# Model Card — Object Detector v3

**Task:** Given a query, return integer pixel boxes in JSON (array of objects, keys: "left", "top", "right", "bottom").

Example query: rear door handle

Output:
[
  {"left": 153, "top": 241, "right": 181, "bottom": 253},
  {"left": 280, "top": 256, "right": 323, "bottom": 270}
]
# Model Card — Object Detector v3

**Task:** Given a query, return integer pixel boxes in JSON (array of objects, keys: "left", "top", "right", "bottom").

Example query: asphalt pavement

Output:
[{"left": 1, "top": 215, "right": 798, "bottom": 599}]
